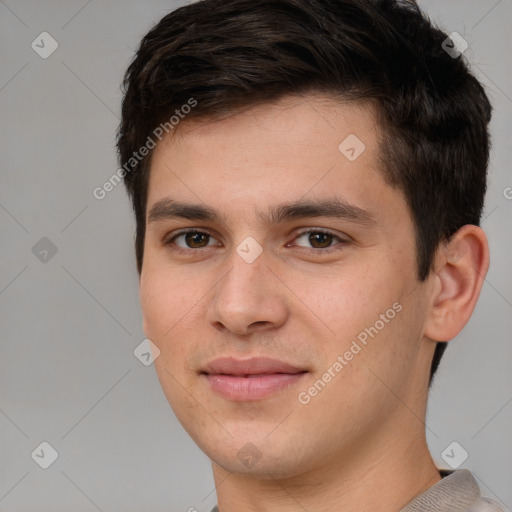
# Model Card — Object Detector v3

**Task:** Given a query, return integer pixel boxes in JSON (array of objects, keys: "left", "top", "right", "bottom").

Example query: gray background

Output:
[{"left": 1, "top": 1, "right": 511, "bottom": 511}]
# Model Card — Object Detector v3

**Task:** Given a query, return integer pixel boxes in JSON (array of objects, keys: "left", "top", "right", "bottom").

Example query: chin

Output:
[
  {"left": 211, "top": 453, "right": 307, "bottom": 480},
  {"left": 197, "top": 432, "right": 318, "bottom": 480}
]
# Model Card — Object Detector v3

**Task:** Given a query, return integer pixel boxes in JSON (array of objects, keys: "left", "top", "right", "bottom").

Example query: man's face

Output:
[{"left": 140, "top": 95, "right": 436, "bottom": 478}]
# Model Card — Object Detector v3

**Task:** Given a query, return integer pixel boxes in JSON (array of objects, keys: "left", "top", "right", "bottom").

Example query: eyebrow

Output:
[{"left": 147, "top": 197, "right": 377, "bottom": 227}]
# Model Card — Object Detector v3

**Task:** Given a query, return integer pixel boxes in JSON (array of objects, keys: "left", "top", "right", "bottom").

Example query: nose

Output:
[{"left": 206, "top": 248, "right": 289, "bottom": 337}]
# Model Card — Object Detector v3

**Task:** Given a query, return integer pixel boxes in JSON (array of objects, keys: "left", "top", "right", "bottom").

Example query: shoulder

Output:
[{"left": 401, "top": 469, "right": 505, "bottom": 512}]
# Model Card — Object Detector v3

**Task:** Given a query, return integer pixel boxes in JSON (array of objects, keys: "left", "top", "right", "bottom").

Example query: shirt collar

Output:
[
  {"left": 212, "top": 469, "right": 490, "bottom": 512},
  {"left": 399, "top": 469, "right": 482, "bottom": 512}
]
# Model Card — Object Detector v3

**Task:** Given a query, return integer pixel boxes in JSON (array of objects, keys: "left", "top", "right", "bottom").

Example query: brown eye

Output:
[
  {"left": 291, "top": 229, "right": 349, "bottom": 254},
  {"left": 295, "top": 230, "right": 339, "bottom": 249},
  {"left": 166, "top": 230, "right": 219, "bottom": 249},
  {"left": 308, "top": 232, "right": 333, "bottom": 248},
  {"left": 184, "top": 232, "right": 210, "bottom": 248}
]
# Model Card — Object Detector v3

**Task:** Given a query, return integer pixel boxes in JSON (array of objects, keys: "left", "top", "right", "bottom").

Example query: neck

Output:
[{"left": 212, "top": 413, "right": 441, "bottom": 512}]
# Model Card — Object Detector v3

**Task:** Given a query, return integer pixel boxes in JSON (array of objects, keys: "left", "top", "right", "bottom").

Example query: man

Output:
[{"left": 117, "top": 0, "right": 503, "bottom": 510}]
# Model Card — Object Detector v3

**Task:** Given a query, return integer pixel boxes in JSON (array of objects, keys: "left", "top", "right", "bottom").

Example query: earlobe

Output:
[{"left": 424, "top": 225, "right": 489, "bottom": 342}]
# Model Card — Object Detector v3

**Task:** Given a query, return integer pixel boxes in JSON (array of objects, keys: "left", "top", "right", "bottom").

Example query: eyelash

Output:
[{"left": 163, "top": 228, "right": 349, "bottom": 255}]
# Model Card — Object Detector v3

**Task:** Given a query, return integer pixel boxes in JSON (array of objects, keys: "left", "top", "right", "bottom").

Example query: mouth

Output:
[{"left": 201, "top": 357, "right": 308, "bottom": 401}]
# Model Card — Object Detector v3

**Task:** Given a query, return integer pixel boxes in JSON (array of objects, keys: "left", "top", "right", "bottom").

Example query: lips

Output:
[
  {"left": 201, "top": 357, "right": 308, "bottom": 401},
  {"left": 203, "top": 357, "right": 305, "bottom": 376}
]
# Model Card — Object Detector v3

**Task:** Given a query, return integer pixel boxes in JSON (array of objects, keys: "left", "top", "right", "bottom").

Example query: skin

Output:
[{"left": 139, "top": 94, "right": 489, "bottom": 512}]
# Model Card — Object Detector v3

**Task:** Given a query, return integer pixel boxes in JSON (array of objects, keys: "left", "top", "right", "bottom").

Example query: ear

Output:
[{"left": 423, "top": 225, "right": 490, "bottom": 342}]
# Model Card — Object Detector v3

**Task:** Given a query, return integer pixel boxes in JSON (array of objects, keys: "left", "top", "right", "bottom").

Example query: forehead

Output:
[
  {"left": 146, "top": 94, "right": 402, "bottom": 226},
  {"left": 155, "top": 94, "right": 380, "bottom": 164}
]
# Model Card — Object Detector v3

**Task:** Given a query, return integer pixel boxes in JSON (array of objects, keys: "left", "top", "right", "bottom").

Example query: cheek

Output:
[
  {"left": 139, "top": 268, "right": 202, "bottom": 398},
  {"left": 304, "top": 261, "right": 417, "bottom": 373},
  {"left": 300, "top": 265, "right": 396, "bottom": 335},
  {"left": 139, "top": 266, "right": 196, "bottom": 345}
]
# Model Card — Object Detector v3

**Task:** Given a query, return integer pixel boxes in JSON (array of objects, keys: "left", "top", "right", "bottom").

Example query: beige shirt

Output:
[
  {"left": 399, "top": 469, "right": 504, "bottom": 512},
  {"left": 210, "top": 469, "right": 504, "bottom": 512}
]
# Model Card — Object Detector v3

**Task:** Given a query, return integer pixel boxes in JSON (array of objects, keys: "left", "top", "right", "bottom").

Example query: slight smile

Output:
[{"left": 201, "top": 357, "right": 309, "bottom": 401}]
